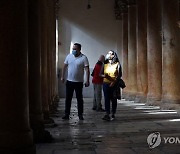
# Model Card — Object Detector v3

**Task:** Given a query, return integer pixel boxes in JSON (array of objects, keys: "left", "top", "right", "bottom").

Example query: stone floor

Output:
[{"left": 36, "top": 98, "right": 180, "bottom": 154}]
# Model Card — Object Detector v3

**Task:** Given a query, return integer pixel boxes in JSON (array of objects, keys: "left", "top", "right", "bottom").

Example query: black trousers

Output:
[{"left": 65, "top": 80, "right": 84, "bottom": 116}]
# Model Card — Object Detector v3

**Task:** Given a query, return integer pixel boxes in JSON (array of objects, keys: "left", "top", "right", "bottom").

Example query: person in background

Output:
[
  {"left": 102, "top": 50, "right": 122, "bottom": 121},
  {"left": 91, "top": 55, "right": 105, "bottom": 112},
  {"left": 61, "top": 43, "right": 90, "bottom": 120}
]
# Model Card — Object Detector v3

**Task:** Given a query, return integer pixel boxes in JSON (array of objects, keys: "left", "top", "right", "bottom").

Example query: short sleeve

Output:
[
  {"left": 64, "top": 54, "right": 70, "bottom": 64},
  {"left": 84, "top": 56, "right": 89, "bottom": 67}
]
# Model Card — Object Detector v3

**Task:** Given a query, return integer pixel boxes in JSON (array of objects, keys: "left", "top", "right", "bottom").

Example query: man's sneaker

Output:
[
  {"left": 102, "top": 115, "right": 110, "bottom": 121},
  {"left": 111, "top": 115, "right": 115, "bottom": 119},
  {"left": 79, "top": 115, "right": 84, "bottom": 120},
  {"left": 62, "top": 115, "right": 69, "bottom": 120},
  {"left": 97, "top": 108, "right": 105, "bottom": 112},
  {"left": 92, "top": 107, "right": 96, "bottom": 110}
]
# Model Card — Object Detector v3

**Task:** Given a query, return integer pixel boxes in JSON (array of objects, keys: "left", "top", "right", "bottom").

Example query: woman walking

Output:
[{"left": 102, "top": 50, "right": 122, "bottom": 121}]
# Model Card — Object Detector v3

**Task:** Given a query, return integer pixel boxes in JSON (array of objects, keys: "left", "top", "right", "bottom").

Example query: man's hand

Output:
[
  {"left": 85, "top": 81, "right": 90, "bottom": 87},
  {"left": 61, "top": 63, "right": 68, "bottom": 84},
  {"left": 84, "top": 66, "right": 90, "bottom": 87}
]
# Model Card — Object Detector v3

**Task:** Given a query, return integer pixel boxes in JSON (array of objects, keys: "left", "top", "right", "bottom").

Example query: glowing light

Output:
[
  {"left": 135, "top": 106, "right": 160, "bottom": 110},
  {"left": 169, "top": 119, "right": 180, "bottom": 122},
  {"left": 70, "top": 42, "right": 74, "bottom": 53},
  {"left": 143, "top": 110, "right": 176, "bottom": 113},
  {"left": 122, "top": 103, "right": 146, "bottom": 106},
  {"left": 147, "top": 111, "right": 177, "bottom": 115}
]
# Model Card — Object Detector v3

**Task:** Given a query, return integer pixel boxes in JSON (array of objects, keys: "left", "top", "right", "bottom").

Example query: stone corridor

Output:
[{"left": 36, "top": 98, "right": 180, "bottom": 154}]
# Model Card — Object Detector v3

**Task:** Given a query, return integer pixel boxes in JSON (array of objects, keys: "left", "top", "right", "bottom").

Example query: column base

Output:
[
  {"left": 0, "top": 130, "right": 33, "bottom": 148},
  {"left": 49, "top": 103, "right": 59, "bottom": 115},
  {"left": 146, "top": 96, "right": 162, "bottom": 106},
  {"left": 121, "top": 91, "right": 129, "bottom": 100},
  {"left": 30, "top": 117, "right": 53, "bottom": 143},
  {"left": 0, "top": 145, "right": 36, "bottom": 154},
  {"left": 43, "top": 111, "right": 54, "bottom": 124},
  {"left": 124, "top": 92, "right": 136, "bottom": 101},
  {"left": 53, "top": 94, "right": 60, "bottom": 102},
  {"left": 33, "top": 129, "right": 53, "bottom": 143},
  {"left": 134, "top": 94, "right": 147, "bottom": 103},
  {"left": 160, "top": 99, "right": 180, "bottom": 110}
]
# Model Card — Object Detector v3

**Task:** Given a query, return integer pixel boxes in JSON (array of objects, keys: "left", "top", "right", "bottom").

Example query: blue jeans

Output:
[
  {"left": 65, "top": 80, "right": 84, "bottom": 116},
  {"left": 103, "top": 83, "right": 117, "bottom": 115}
]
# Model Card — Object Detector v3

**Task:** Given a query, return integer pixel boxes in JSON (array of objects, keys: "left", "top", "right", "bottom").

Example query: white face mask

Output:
[
  {"left": 106, "top": 53, "right": 114, "bottom": 60},
  {"left": 105, "top": 53, "right": 110, "bottom": 60}
]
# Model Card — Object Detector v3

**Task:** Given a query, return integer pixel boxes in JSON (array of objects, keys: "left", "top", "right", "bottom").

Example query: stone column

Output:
[
  {"left": 122, "top": 12, "right": 129, "bottom": 99},
  {"left": 55, "top": 1, "right": 60, "bottom": 102},
  {"left": 161, "top": 0, "right": 180, "bottom": 109},
  {"left": 0, "top": 0, "right": 35, "bottom": 153},
  {"left": 47, "top": 0, "right": 54, "bottom": 111},
  {"left": 127, "top": 2, "right": 138, "bottom": 100},
  {"left": 50, "top": 0, "right": 58, "bottom": 106},
  {"left": 147, "top": 0, "right": 162, "bottom": 105},
  {"left": 50, "top": 1, "right": 59, "bottom": 108},
  {"left": 135, "top": 0, "right": 148, "bottom": 102},
  {"left": 28, "top": 0, "right": 52, "bottom": 142},
  {"left": 41, "top": 0, "right": 51, "bottom": 121}
]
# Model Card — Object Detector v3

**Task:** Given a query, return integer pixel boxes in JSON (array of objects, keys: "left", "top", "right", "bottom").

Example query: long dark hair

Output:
[
  {"left": 104, "top": 50, "right": 119, "bottom": 64},
  {"left": 105, "top": 50, "right": 122, "bottom": 78}
]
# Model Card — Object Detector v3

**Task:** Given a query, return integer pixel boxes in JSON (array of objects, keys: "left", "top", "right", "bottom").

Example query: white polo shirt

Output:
[{"left": 64, "top": 53, "right": 89, "bottom": 82}]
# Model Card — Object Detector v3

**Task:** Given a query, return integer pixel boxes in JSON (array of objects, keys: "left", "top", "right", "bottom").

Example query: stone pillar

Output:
[
  {"left": 135, "top": 0, "right": 148, "bottom": 102},
  {"left": 127, "top": 2, "right": 138, "bottom": 100},
  {"left": 28, "top": 0, "right": 52, "bottom": 142},
  {"left": 147, "top": 0, "right": 162, "bottom": 105},
  {"left": 161, "top": 0, "right": 180, "bottom": 109},
  {"left": 55, "top": 1, "right": 60, "bottom": 102},
  {"left": 41, "top": 0, "right": 51, "bottom": 121},
  {"left": 47, "top": 0, "right": 54, "bottom": 112},
  {"left": 0, "top": 1, "right": 35, "bottom": 153},
  {"left": 122, "top": 12, "right": 129, "bottom": 99},
  {"left": 50, "top": 0, "right": 59, "bottom": 108}
]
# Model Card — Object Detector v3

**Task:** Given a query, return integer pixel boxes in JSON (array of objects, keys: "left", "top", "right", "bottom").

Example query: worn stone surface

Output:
[{"left": 36, "top": 98, "right": 180, "bottom": 154}]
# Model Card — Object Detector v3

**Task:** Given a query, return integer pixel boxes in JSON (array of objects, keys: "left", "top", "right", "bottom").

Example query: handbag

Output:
[{"left": 118, "top": 78, "right": 126, "bottom": 89}]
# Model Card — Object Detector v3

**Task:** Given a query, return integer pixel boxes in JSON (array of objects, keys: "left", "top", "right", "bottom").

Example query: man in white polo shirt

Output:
[{"left": 61, "top": 43, "right": 90, "bottom": 120}]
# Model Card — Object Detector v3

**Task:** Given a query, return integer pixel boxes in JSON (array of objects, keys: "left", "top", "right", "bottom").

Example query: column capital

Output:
[
  {"left": 128, "top": 0, "right": 136, "bottom": 6},
  {"left": 55, "top": 0, "right": 60, "bottom": 19},
  {"left": 114, "top": 0, "right": 128, "bottom": 19}
]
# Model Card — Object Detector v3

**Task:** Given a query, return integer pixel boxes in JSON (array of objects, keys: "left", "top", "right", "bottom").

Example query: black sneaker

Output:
[
  {"left": 79, "top": 115, "right": 84, "bottom": 120},
  {"left": 102, "top": 115, "right": 110, "bottom": 121},
  {"left": 111, "top": 115, "right": 115, "bottom": 119},
  {"left": 97, "top": 108, "right": 105, "bottom": 112},
  {"left": 92, "top": 107, "right": 96, "bottom": 110},
  {"left": 62, "top": 115, "right": 69, "bottom": 120}
]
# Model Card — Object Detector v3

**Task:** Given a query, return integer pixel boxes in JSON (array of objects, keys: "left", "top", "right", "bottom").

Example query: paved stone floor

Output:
[{"left": 36, "top": 98, "right": 180, "bottom": 154}]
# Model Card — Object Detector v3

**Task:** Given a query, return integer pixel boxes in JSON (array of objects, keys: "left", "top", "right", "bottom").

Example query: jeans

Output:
[
  {"left": 93, "top": 84, "right": 102, "bottom": 110},
  {"left": 103, "top": 83, "right": 117, "bottom": 115},
  {"left": 65, "top": 80, "right": 84, "bottom": 116}
]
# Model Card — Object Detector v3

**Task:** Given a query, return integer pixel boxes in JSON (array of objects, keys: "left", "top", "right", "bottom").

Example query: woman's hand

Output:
[
  {"left": 105, "top": 74, "right": 114, "bottom": 81},
  {"left": 110, "top": 81, "right": 115, "bottom": 87}
]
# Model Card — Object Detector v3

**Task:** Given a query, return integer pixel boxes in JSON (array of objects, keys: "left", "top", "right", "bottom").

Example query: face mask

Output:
[
  {"left": 72, "top": 50, "right": 77, "bottom": 56},
  {"left": 106, "top": 53, "right": 111, "bottom": 60}
]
